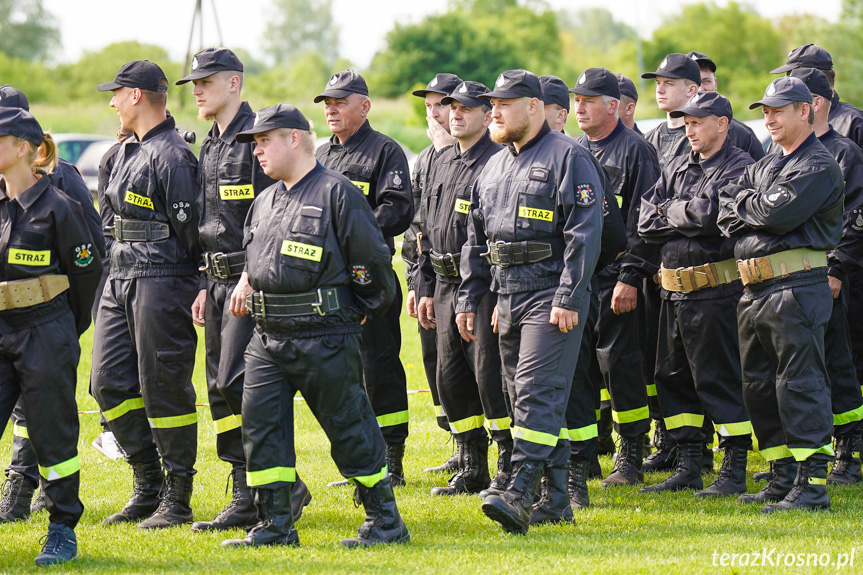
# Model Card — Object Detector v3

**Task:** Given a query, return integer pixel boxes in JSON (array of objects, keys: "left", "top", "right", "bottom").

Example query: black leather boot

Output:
[
  {"left": 702, "top": 444, "right": 715, "bottom": 474},
  {"left": 640, "top": 442, "right": 702, "bottom": 493},
  {"left": 603, "top": 435, "right": 644, "bottom": 487},
  {"left": 222, "top": 486, "right": 299, "bottom": 547},
  {"left": 103, "top": 460, "right": 164, "bottom": 525},
  {"left": 481, "top": 460, "right": 544, "bottom": 535},
  {"left": 827, "top": 433, "right": 863, "bottom": 485},
  {"left": 386, "top": 442, "right": 406, "bottom": 487},
  {"left": 139, "top": 474, "right": 193, "bottom": 529},
  {"left": 763, "top": 456, "right": 830, "bottom": 513},
  {"left": 696, "top": 445, "right": 748, "bottom": 498},
  {"left": 431, "top": 438, "right": 490, "bottom": 496},
  {"left": 568, "top": 456, "right": 590, "bottom": 509},
  {"left": 30, "top": 485, "right": 46, "bottom": 515},
  {"left": 291, "top": 476, "right": 313, "bottom": 521},
  {"left": 478, "top": 435, "right": 513, "bottom": 499},
  {"left": 341, "top": 477, "right": 410, "bottom": 547},
  {"left": 588, "top": 454, "right": 603, "bottom": 479},
  {"left": 192, "top": 468, "right": 256, "bottom": 531},
  {"left": 752, "top": 470, "right": 770, "bottom": 482},
  {"left": 738, "top": 457, "right": 795, "bottom": 504},
  {"left": 424, "top": 451, "right": 460, "bottom": 473},
  {"left": 596, "top": 406, "right": 615, "bottom": 455},
  {"left": 0, "top": 472, "right": 35, "bottom": 523},
  {"left": 643, "top": 420, "right": 677, "bottom": 473},
  {"left": 530, "top": 465, "right": 573, "bottom": 524}
]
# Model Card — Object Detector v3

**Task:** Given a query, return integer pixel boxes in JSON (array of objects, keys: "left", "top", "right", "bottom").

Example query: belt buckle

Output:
[
  {"left": 258, "top": 291, "right": 266, "bottom": 319},
  {"left": 746, "top": 259, "right": 763, "bottom": 284},
  {"left": 211, "top": 252, "right": 229, "bottom": 279},
  {"left": 480, "top": 240, "right": 494, "bottom": 266},
  {"left": 310, "top": 288, "right": 326, "bottom": 316},
  {"left": 199, "top": 252, "right": 213, "bottom": 274},
  {"left": 444, "top": 253, "right": 459, "bottom": 277},
  {"left": 674, "top": 267, "right": 691, "bottom": 294},
  {"left": 488, "top": 240, "right": 509, "bottom": 267}
]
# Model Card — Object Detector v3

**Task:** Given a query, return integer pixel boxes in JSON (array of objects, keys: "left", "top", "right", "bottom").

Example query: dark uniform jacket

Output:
[
  {"left": 456, "top": 124, "right": 603, "bottom": 314},
  {"left": 829, "top": 91, "right": 863, "bottom": 150},
  {"left": 820, "top": 128, "right": 863, "bottom": 280},
  {"left": 51, "top": 159, "right": 105, "bottom": 259},
  {"left": 98, "top": 142, "right": 121, "bottom": 251},
  {"left": 718, "top": 133, "right": 844, "bottom": 260},
  {"left": 103, "top": 116, "right": 200, "bottom": 278},
  {"left": 415, "top": 132, "right": 502, "bottom": 297},
  {"left": 402, "top": 144, "right": 449, "bottom": 290},
  {"left": 0, "top": 176, "right": 102, "bottom": 335},
  {"left": 316, "top": 120, "right": 413, "bottom": 253},
  {"left": 639, "top": 139, "right": 754, "bottom": 299},
  {"left": 576, "top": 119, "right": 661, "bottom": 287},
  {"left": 645, "top": 118, "right": 764, "bottom": 170},
  {"left": 198, "top": 102, "right": 275, "bottom": 256},
  {"left": 243, "top": 162, "right": 395, "bottom": 337}
]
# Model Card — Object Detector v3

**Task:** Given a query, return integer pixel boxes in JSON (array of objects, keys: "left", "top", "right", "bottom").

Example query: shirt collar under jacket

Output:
[
  {"left": 773, "top": 131, "right": 817, "bottom": 168},
  {"left": 328, "top": 119, "right": 372, "bottom": 152},
  {"left": 588, "top": 118, "right": 627, "bottom": 149},
  {"left": 455, "top": 131, "right": 494, "bottom": 167},
  {"left": 211, "top": 101, "right": 255, "bottom": 144}
]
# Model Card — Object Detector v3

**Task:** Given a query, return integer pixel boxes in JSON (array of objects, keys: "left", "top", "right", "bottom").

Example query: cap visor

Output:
[
  {"left": 748, "top": 97, "right": 795, "bottom": 110},
  {"left": 441, "top": 95, "right": 487, "bottom": 108},
  {"left": 479, "top": 90, "right": 532, "bottom": 100},
  {"left": 769, "top": 64, "right": 797, "bottom": 74},
  {"left": 641, "top": 71, "right": 686, "bottom": 80},
  {"left": 176, "top": 69, "right": 221, "bottom": 85},
  {"left": 314, "top": 89, "right": 360, "bottom": 103},
  {"left": 412, "top": 88, "right": 449, "bottom": 98},
  {"left": 668, "top": 107, "right": 712, "bottom": 118},
  {"left": 569, "top": 86, "right": 617, "bottom": 98},
  {"left": 236, "top": 125, "right": 279, "bottom": 143},
  {"left": 97, "top": 80, "right": 123, "bottom": 92}
]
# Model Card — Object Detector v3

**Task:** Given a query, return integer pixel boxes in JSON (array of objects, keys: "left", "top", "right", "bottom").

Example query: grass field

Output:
[{"left": 2, "top": 258, "right": 863, "bottom": 574}]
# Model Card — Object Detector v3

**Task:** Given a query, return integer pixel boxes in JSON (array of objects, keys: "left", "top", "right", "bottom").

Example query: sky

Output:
[{"left": 45, "top": 0, "right": 841, "bottom": 68}]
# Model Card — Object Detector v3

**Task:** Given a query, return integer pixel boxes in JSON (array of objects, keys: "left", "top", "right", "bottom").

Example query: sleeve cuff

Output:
[
  {"left": 552, "top": 292, "right": 584, "bottom": 311},
  {"left": 455, "top": 302, "right": 478, "bottom": 315}
]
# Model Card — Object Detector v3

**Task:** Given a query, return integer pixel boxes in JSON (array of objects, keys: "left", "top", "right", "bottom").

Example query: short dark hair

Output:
[
  {"left": 792, "top": 101, "right": 815, "bottom": 125},
  {"left": 143, "top": 78, "right": 169, "bottom": 108}
]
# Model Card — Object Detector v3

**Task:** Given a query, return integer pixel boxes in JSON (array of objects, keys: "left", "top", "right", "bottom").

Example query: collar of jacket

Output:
[
  {"left": 137, "top": 116, "right": 177, "bottom": 143},
  {"left": 207, "top": 101, "right": 254, "bottom": 145},
  {"left": 508, "top": 121, "right": 550, "bottom": 156},
  {"left": 455, "top": 131, "right": 494, "bottom": 166},
  {"left": 0, "top": 170, "right": 50, "bottom": 210},
  {"left": 773, "top": 131, "right": 818, "bottom": 168},
  {"left": 588, "top": 118, "right": 627, "bottom": 148},
  {"left": 327, "top": 119, "right": 372, "bottom": 152},
  {"left": 679, "top": 137, "right": 734, "bottom": 175}
]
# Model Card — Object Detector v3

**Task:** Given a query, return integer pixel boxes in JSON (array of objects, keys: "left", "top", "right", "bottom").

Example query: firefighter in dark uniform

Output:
[
  {"left": 0, "top": 85, "right": 105, "bottom": 522},
  {"left": 540, "top": 75, "right": 570, "bottom": 133},
  {"left": 315, "top": 70, "right": 413, "bottom": 485},
  {"left": 0, "top": 107, "right": 102, "bottom": 565},
  {"left": 616, "top": 74, "right": 641, "bottom": 134},
  {"left": 456, "top": 69, "right": 603, "bottom": 534},
  {"left": 572, "top": 67, "right": 661, "bottom": 488},
  {"left": 406, "top": 73, "right": 461, "bottom": 470},
  {"left": 90, "top": 60, "right": 202, "bottom": 528},
  {"left": 220, "top": 104, "right": 409, "bottom": 548},
  {"left": 718, "top": 77, "right": 843, "bottom": 512},
  {"left": 638, "top": 92, "right": 754, "bottom": 496},
  {"left": 415, "top": 80, "right": 511, "bottom": 497}
]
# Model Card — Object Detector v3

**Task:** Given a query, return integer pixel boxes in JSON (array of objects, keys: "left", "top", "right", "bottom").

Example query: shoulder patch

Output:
[
  {"left": 387, "top": 170, "right": 406, "bottom": 190},
  {"left": 852, "top": 209, "right": 863, "bottom": 232},
  {"left": 172, "top": 201, "right": 191, "bottom": 223},
  {"left": 763, "top": 187, "right": 791, "bottom": 208},
  {"left": 529, "top": 167, "right": 549, "bottom": 182},
  {"left": 351, "top": 264, "right": 373, "bottom": 285},
  {"left": 575, "top": 184, "right": 596, "bottom": 208},
  {"left": 73, "top": 243, "right": 94, "bottom": 267}
]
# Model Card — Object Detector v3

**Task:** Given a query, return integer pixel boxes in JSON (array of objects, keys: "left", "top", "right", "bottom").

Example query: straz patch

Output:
[
  {"left": 172, "top": 201, "right": 191, "bottom": 223},
  {"left": 763, "top": 186, "right": 791, "bottom": 208},
  {"left": 280, "top": 240, "right": 322, "bottom": 262},
  {"left": 73, "top": 243, "right": 94, "bottom": 267},
  {"left": 219, "top": 184, "right": 254, "bottom": 200},
  {"left": 388, "top": 170, "right": 406, "bottom": 190},
  {"left": 125, "top": 191, "right": 154, "bottom": 210},
  {"left": 351, "top": 180, "right": 371, "bottom": 196},
  {"left": 454, "top": 199, "right": 471, "bottom": 214},
  {"left": 351, "top": 264, "right": 373, "bottom": 285},
  {"left": 8, "top": 248, "right": 50, "bottom": 266},
  {"left": 575, "top": 184, "right": 596, "bottom": 208},
  {"left": 518, "top": 206, "right": 553, "bottom": 221}
]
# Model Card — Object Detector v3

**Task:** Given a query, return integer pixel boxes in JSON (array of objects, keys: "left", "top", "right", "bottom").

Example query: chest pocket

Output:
[
  {"left": 345, "top": 163, "right": 374, "bottom": 196},
  {"left": 602, "top": 164, "right": 625, "bottom": 207},
  {"left": 121, "top": 162, "right": 161, "bottom": 220},
  {"left": 283, "top": 205, "right": 329, "bottom": 272},
  {"left": 516, "top": 173, "right": 557, "bottom": 235},
  {"left": 7, "top": 224, "right": 53, "bottom": 272},
  {"left": 452, "top": 185, "right": 471, "bottom": 227},
  {"left": 218, "top": 158, "right": 255, "bottom": 206}
]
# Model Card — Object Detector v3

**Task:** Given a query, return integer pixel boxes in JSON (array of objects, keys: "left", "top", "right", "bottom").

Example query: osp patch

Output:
[
  {"left": 351, "top": 264, "right": 373, "bottom": 285},
  {"left": 575, "top": 184, "right": 596, "bottom": 208},
  {"left": 73, "top": 243, "right": 94, "bottom": 267}
]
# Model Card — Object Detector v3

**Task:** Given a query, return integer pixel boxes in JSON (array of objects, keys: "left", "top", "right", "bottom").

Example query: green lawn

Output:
[{"left": 2, "top": 258, "right": 862, "bottom": 574}]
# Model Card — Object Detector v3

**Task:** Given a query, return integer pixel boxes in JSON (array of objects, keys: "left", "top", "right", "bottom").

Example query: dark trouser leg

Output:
[
  {"left": 845, "top": 264, "right": 863, "bottom": 392},
  {"left": 7, "top": 400, "right": 39, "bottom": 487},
  {"left": 567, "top": 285, "right": 600, "bottom": 460},
  {"left": 642, "top": 279, "right": 663, "bottom": 420},
  {"left": 472, "top": 290, "right": 511, "bottom": 435},
  {"left": 825, "top": 286, "right": 863, "bottom": 435},
  {"left": 417, "top": 320, "right": 445, "bottom": 431}
]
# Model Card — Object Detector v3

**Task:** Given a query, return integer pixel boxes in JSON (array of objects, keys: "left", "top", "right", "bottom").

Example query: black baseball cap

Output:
[
  {"left": 480, "top": 69, "right": 542, "bottom": 100},
  {"left": 236, "top": 104, "right": 311, "bottom": 142},
  {"left": 749, "top": 77, "right": 813, "bottom": 110},
  {"left": 669, "top": 91, "right": 733, "bottom": 119},
  {"left": 97, "top": 60, "right": 168, "bottom": 92},
  {"left": 570, "top": 67, "right": 620, "bottom": 99},
  {"left": 790, "top": 68, "right": 833, "bottom": 100},
  {"left": 412, "top": 73, "right": 462, "bottom": 98},
  {"left": 0, "top": 107, "right": 43, "bottom": 145},
  {"left": 615, "top": 73, "right": 638, "bottom": 102},
  {"left": 314, "top": 70, "right": 369, "bottom": 103},
  {"left": 770, "top": 44, "right": 833, "bottom": 74},
  {"left": 687, "top": 51, "right": 716, "bottom": 73},
  {"left": 539, "top": 75, "right": 570, "bottom": 111},
  {"left": 176, "top": 47, "right": 244, "bottom": 85},
  {"left": 441, "top": 81, "right": 491, "bottom": 108},
  {"left": 642, "top": 53, "right": 702, "bottom": 85},
  {"left": 0, "top": 85, "right": 29, "bottom": 111}
]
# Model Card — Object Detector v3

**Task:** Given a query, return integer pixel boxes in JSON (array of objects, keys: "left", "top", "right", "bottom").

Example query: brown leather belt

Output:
[
  {"left": 0, "top": 275, "right": 69, "bottom": 311},
  {"left": 659, "top": 259, "right": 739, "bottom": 294}
]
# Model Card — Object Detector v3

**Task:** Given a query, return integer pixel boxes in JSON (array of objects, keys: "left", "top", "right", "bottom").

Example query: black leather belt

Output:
[
  {"left": 481, "top": 239, "right": 565, "bottom": 267},
  {"left": 430, "top": 250, "right": 460, "bottom": 277},
  {"left": 200, "top": 251, "right": 245, "bottom": 280},
  {"left": 245, "top": 286, "right": 353, "bottom": 318},
  {"left": 107, "top": 216, "right": 170, "bottom": 242}
]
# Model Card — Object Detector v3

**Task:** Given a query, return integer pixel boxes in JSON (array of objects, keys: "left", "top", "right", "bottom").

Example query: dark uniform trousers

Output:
[
  {"left": 655, "top": 291, "right": 752, "bottom": 449},
  {"left": 417, "top": 321, "right": 446, "bottom": 431},
  {"left": 243, "top": 330, "right": 387, "bottom": 488},
  {"left": 498, "top": 286, "right": 588, "bottom": 468},
  {"left": 0, "top": 306, "right": 83, "bottom": 527},
  {"left": 91, "top": 276, "right": 199, "bottom": 475},
  {"left": 739, "top": 272, "right": 834, "bottom": 462},
  {"left": 434, "top": 281, "right": 510, "bottom": 442},
  {"left": 825, "top": 280, "right": 863, "bottom": 435},
  {"left": 204, "top": 278, "right": 256, "bottom": 467},
  {"left": 567, "top": 280, "right": 601, "bottom": 459},
  {"left": 642, "top": 278, "right": 663, "bottom": 420},
  {"left": 846, "top": 264, "right": 863, "bottom": 394}
]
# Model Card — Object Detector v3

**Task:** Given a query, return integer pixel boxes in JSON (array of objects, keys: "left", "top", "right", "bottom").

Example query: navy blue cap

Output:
[
  {"left": 98, "top": 60, "right": 168, "bottom": 92},
  {"left": 771, "top": 44, "right": 833, "bottom": 74},
  {"left": 570, "top": 67, "right": 620, "bottom": 99},
  {"left": 176, "top": 47, "right": 244, "bottom": 85},
  {"left": 539, "top": 75, "right": 570, "bottom": 111},
  {"left": 0, "top": 107, "right": 43, "bottom": 145},
  {"left": 236, "top": 104, "right": 311, "bottom": 143},
  {"left": 789, "top": 68, "right": 833, "bottom": 100},
  {"left": 441, "top": 81, "right": 491, "bottom": 108},
  {"left": 412, "top": 73, "right": 462, "bottom": 98},
  {"left": 669, "top": 91, "right": 733, "bottom": 119},
  {"left": 642, "top": 53, "right": 702, "bottom": 85},
  {"left": 314, "top": 70, "right": 369, "bottom": 103},
  {"left": 687, "top": 51, "right": 716, "bottom": 73},
  {"left": 480, "top": 69, "right": 542, "bottom": 100},
  {"left": 0, "top": 85, "right": 29, "bottom": 111},
  {"left": 749, "top": 77, "right": 813, "bottom": 110},
  {"left": 615, "top": 73, "right": 638, "bottom": 102}
]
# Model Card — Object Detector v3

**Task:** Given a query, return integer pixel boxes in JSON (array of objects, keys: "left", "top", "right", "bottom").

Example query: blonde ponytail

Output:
[{"left": 32, "top": 133, "right": 58, "bottom": 175}]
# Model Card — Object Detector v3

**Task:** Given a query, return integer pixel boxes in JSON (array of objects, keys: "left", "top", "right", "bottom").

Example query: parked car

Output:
[{"left": 53, "top": 133, "right": 115, "bottom": 195}]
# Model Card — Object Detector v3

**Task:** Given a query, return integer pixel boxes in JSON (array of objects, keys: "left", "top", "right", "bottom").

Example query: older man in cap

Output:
[
  {"left": 638, "top": 92, "right": 754, "bottom": 496},
  {"left": 718, "top": 77, "right": 843, "bottom": 512},
  {"left": 614, "top": 74, "right": 641, "bottom": 134},
  {"left": 540, "top": 75, "right": 570, "bottom": 133},
  {"left": 456, "top": 69, "right": 603, "bottom": 534},
  {"left": 315, "top": 70, "right": 413, "bottom": 486},
  {"left": 223, "top": 104, "right": 408, "bottom": 548}
]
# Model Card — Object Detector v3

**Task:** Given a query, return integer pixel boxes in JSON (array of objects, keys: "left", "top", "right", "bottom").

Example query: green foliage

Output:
[
  {"left": 0, "top": 0, "right": 60, "bottom": 62},
  {"left": 263, "top": 0, "right": 339, "bottom": 65},
  {"left": 0, "top": 53, "right": 53, "bottom": 103},
  {"left": 556, "top": 8, "right": 639, "bottom": 86}
]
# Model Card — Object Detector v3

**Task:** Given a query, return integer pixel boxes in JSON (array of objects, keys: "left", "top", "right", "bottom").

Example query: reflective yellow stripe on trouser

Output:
[
  {"left": 513, "top": 426, "right": 559, "bottom": 447},
  {"left": 350, "top": 465, "right": 388, "bottom": 488},
  {"left": 213, "top": 414, "right": 242, "bottom": 434},
  {"left": 12, "top": 424, "right": 28, "bottom": 439},
  {"left": 149, "top": 412, "right": 198, "bottom": 428},
  {"left": 565, "top": 424, "right": 598, "bottom": 442},
  {"left": 759, "top": 444, "right": 793, "bottom": 462},
  {"left": 247, "top": 467, "right": 297, "bottom": 487},
  {"left": 664, "top": 412, "right": 704, "bottom": 430},
  {"left": 714, "top": 421, "right": 752, "bottom": 437},
  {"left": 39, "top": 455, "right": 80, "bottom": 481},
  {"left": 613, "top": 406, "right": 650, "bottom": 425},
  {"left": 646, "top": 384, "right": 657, "bottom": 397},
  {"left": 376, "top": 410, "right": 409, "bottom": 428},
  {"left": 488, "top": 417, "right": 511, "bottom": 431},
  {"left": 449, "top": 415, "right": 484, "bottom": 434},
  {"left": 834, "top": 404, "right": 863, "bottom": 427},
  {"left": 789, "top": 444, "right": 834, "bottom": 462},
  {"left": 103, "top": 397, "right": 145, "bottom": 421}
]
